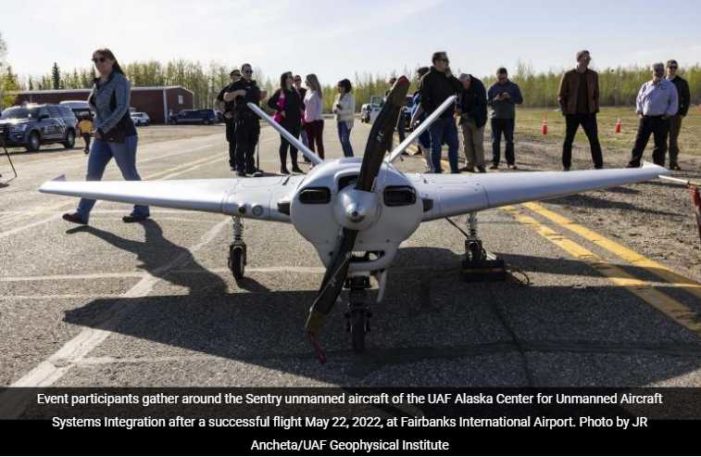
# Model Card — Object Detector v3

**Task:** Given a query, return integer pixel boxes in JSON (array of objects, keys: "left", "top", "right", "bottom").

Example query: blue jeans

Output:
[
  {"left": 429, "top": 117, "right": 459, "bottom": 173},
  {"left": 77, "top": 135, "right": 149, "bottom": 221},
  {"left": 337, "top": 121, "right": 354, "bottom": 157}
]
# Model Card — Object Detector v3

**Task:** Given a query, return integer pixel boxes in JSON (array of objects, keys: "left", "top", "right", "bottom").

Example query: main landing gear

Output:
[
  {"left": 228, "top": 215, "right": 247, "bottom": 280},
  {"left": 461, "top": 212, "right": 507, "bottom": 282}
]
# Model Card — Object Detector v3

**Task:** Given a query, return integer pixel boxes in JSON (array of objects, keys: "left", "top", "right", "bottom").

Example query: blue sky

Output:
[{"left": 2, "top": 0, "right": 700, "bottom": 84}]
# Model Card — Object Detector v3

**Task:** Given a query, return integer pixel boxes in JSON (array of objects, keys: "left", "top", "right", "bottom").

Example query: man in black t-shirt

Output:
[{"left": 216, "top": 69, "right": 241, "bottom": 170}]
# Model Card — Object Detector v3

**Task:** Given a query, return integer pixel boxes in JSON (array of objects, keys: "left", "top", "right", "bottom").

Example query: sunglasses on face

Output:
[{"left": 92, "top": 57, "right": 106, "bottom": 63}]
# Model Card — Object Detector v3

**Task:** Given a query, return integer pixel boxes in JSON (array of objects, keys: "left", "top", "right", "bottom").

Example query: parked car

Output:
[
  {"left": 360, "top": 96, "right": 383, "bottom": 124},
  {"left": 130, "top": 112, "right": 151, "bottom": 126},
  {"left": 173, "top": 109, "right": 218, "bottom": 125},
  {"left": 0, "top": 104, "right": 77, "bottom": 151},
  {"left": 59, "top": 100, "right": 94, "bottom": 120}
]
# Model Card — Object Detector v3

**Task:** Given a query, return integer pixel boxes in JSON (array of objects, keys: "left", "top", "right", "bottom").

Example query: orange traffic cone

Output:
[
  {"left": 541, "top": 117, "right": 548, "bottom": 136},
  {"left": 615, "top": 118, "right": 622, "bottom": 134}
]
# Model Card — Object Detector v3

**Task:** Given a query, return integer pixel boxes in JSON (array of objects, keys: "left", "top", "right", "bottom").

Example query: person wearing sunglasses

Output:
[
  {"left": 227, "top": 63, "right": 264, "bottom": 177},
  {"left": 62, "top": 48, "right": 149, "bottom": 225},
  {"left": 268, "top": 71, "right": 304, "bottom": 174},
  {"left": 418, "top": 51, "right": 463, "bottom": 173},
  {"left": 627, "top": 63, "right": 679, "bottom": 168},
  {"left": 665, "top": 60, "right": 690, "bottom": 171},
  {"left": 217, "top": 69, "right": 242, "bottom": 171}
]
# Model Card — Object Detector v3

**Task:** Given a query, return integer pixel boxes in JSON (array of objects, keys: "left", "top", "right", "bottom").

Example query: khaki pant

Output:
[
  {"left": 460, "top": 120, "right": 485, "bottom": 168},
  {"left": 668, "top": 114, "right": 683, "bottom": 166}
]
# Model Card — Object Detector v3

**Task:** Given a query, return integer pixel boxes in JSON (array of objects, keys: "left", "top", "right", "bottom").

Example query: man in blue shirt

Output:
[
  {"left": 487, "top": 68, "right": 523, "bottom": 169},
  {"left": 627, "top": 63, "right": 679, "bottom": 168}
]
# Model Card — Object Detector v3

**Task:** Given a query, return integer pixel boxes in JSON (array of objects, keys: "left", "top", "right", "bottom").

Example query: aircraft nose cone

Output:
[{"left": 346, "top": 205, "right": 365, "bottom": 223}]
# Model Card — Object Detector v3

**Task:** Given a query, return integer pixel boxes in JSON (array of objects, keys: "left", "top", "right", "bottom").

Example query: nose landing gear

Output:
[
  {"left": 461, "top": 212, "right": 507, "bottom": 282},
  {"left": 228, "top": 215, "right": 247, "bottom": 280},
  {"left": 344, "top": 276, "right": 372, "bottom": 353}
]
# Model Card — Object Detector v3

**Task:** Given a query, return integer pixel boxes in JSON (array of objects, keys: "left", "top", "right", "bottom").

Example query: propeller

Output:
[{"left": 304, "top": 76, "right": 411, "bottom": 355}]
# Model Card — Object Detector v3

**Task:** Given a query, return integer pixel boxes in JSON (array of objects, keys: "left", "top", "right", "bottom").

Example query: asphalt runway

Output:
[{"left": 2, "top": 120, "right": 701, "bottom": 388}]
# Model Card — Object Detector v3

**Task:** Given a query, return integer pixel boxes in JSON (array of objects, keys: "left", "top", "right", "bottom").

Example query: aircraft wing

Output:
[
  {"left": 39, "top": 175, "right": 305, "bottom": 223},
  {"left": 408, "top": 163, "right": 670, "bottom": 221}
]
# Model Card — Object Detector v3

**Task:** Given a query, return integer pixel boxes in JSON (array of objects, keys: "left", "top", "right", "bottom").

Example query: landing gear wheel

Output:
[
  {"left": 350, "top": 309, "right": 367, "bottom": 353},
  {"left": 228, "top": 243, "right": 246, "bottom": 280}
]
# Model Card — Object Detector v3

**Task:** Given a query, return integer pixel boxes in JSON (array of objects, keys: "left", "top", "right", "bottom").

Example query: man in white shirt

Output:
[{"left": 627, "top": 63, "right": 678, "bottom": 167}]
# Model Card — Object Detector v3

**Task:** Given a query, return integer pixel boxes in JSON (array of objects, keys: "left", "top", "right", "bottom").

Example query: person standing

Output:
[
  {"left": 216, "top": 68, "right": 241, "bottom": 171},
  {"left": 62, "top": 48, "right": 149, "bottom": 225},
  {"left": 418, "top": 51, "right": 463, "bottom": 173},
  {"left": 333, "top": 79, "right": 355, "bottom": 157},
  {"left": 627, "top": 63, "right": 679, "bottom": 168},
  {"left": 487, "top": 67, "right": 523, "bottom": 169},
  {"left": 303, "top": 74, "right": 325, "bottom": 159},
  {"left": 456, "top": 73, "right": 487, "bottom": 173},
  {"left": 77, "top": 113, "right": 94, "bottom": 154},
  {"left": 293, "top": 74, "right": 309, "bottom": 151},
  {"left": 410, "top": 66, "right": 433, "bottom": 172},
  {"left": 666, "top": 59, "right": 691, "bottom": 170},
  {"left": 558, "top": 50, "right": 603, "bottom": 171},
  {"left": 268, "top": 71, "right": 304, "bottom": 174},
  {"left": 228, "top": 63, "right": 263, "bottom": 177}
]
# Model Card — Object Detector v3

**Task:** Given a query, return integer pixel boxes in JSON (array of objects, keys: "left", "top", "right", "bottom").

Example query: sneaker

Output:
[
  {"left": 670, "top": 164, "right": 682, "bottom": 171},
  {"left": 62, "top": 212, "right": 87, "bottom": 225},
  {"left": 280, "top": 167, "right": 290, "bottom": 175},
  {"left": 248, "top": 169, "right": 264, "bottom": 177},
  {"left": 122, "top": 214, "right": 149, "bottom": 223},
  {"left": 489, "top": 164, "right": 499, "bottom": 170},
  {"left": 477, "top": 166, "right": 486, "bottom": 173},
  {"left": 460, "top": 166, "right": 475, "bottom": 173},
  {"left": 291, "top": 166, "right": 304, "bottom": 174},
  {"left": 508, "top": 164, "right": 518, "bottom": 170}
]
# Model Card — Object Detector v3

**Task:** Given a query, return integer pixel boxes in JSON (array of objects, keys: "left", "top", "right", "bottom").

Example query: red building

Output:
[{"left": 12, "top": 86, "right": 194, "bottom": 124}]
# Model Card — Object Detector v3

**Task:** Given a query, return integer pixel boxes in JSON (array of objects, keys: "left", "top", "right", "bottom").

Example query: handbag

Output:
[
  {"left": 102, "top": 89, "right": 134, "bottom": 143},
  {"left": 272, "top": 90, "right": 286, "bottom": 124}
]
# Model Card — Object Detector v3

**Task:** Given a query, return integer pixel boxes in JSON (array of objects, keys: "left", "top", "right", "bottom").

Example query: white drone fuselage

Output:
[{"left": 289, "top": 158, "right": 422, "bottom": 274}]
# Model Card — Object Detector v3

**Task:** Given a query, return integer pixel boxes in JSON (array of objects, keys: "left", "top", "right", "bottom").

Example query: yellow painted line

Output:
[
  {"left": 502, "top": 205, "right": 701, "bottom": 334},
  {"left": 522, "top": 201, "right": 701, "bottom": 301}
]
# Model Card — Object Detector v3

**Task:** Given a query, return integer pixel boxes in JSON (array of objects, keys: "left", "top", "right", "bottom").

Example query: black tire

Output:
[
  {"left": 350, "top": 309, "right": 366, "bottom": 353},
  {"left": 26, "top": 131, "right": 40, "bottom": 152},
  {"left": 228, "top": 244, "right": 246, "bottom": 280},
  {"left": 63, "top": 129, "right": 76, "bottom": 149}
]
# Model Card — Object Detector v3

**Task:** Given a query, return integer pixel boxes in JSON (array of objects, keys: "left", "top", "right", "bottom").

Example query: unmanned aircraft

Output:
[{"left": 40, "top": 76, "right": 669, "bottom": 362}]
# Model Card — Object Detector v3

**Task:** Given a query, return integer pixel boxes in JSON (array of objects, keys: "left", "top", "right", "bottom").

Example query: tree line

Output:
[{"left": 3, "top": 56, "right": 701, "bottom": 112}]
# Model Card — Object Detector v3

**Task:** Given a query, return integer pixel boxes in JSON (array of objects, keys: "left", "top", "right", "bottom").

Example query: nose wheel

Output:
[
  {"left": 228, "top": 216, "right": 247, "bottom": 280},
  {"left": 344, "top": 276, "right": 372, "bottom": 353}
]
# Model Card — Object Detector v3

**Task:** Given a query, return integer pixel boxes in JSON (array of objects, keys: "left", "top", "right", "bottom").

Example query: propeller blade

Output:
[
  {"left": 356, "top": 76, "right": 410, "bottom": 192},
  {"left": 304, "top": 76, "right": 411, "bottom": 347},
  {"left": 305, "top": 228, "right": 358, "bottom": 336}
]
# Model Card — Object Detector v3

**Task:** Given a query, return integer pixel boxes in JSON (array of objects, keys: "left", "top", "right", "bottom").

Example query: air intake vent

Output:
[
  {"left": 383, "top": 186, "right": 416, "bottom": 207},
  {"left": 298, "top": 187, "right": 331, "bottom": 204}
]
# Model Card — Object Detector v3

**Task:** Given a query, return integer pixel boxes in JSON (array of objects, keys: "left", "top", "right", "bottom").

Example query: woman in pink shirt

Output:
[{"left": 303, "top": 73, "right": 325, "bottom": 159}]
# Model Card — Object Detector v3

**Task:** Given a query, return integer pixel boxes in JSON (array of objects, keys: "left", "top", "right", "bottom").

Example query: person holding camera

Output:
[
  {"left": 487, "top": 67, "right": 523, "bottom": 169},
  {"left": 418, "top": 51, "right": 463, "bottom": 173},
  {"left": 62, "top": 48, "right": 149, "bottom": 225},
  {"left": 333, "top": 79, "right": 355, "bottom": 157}
]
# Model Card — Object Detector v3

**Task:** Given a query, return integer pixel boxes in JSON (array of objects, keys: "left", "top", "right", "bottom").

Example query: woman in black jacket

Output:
[{"left": 268, "top": 71, "right": 304, "bottom": 174}]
